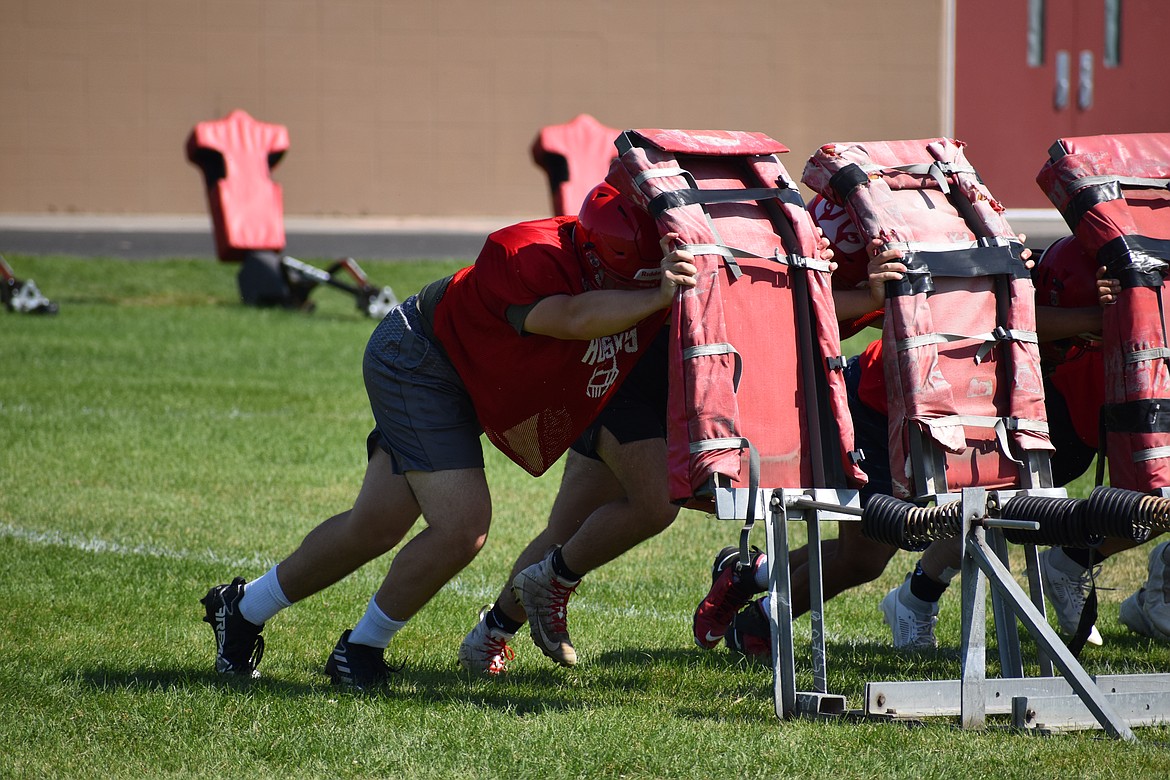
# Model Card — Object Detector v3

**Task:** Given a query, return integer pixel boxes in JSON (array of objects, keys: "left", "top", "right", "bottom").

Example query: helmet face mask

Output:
[
  {"left": 574, "top": 183, "right": 662, "bottom": 290},
  {"left": 1034, "top": 236, "right": 1099, "bottom": 309}
]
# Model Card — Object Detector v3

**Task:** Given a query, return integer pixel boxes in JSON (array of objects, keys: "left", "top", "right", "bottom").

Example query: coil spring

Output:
[
  {"left": 861, "top": 494, "right": 963, "bottom": 551},
  {"left": 1085, "top": 486, "right": 1154, "bottom": 543},
  {"left": 999, "top": 495, "right": 1102, "bottom": 547},
  {"left": 1137, "top": 494, "right": 1170, "bottom": 534}
]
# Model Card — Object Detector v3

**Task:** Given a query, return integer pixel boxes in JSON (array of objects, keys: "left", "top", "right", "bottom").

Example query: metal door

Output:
[{"left": 955, "top": 0, "right": 1170, "bottom": 208}]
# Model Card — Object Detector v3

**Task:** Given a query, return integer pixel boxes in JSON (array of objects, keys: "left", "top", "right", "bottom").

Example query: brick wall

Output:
[{"left": 0, "top": 0, "right": 945, "bottom": 218}]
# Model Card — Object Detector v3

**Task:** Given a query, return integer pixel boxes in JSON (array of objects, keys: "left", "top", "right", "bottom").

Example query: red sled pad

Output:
[
  {"left": 803, "top": 138, "right": 1052, "bottom": 499},
  {"left": 186, "top": 109, "right": 289, "bottom": 262},
  {"left": 608, "top": 129, "right": 865, "bottom": 509},
  {"left": 1038, "top": 133, "right": 1170, "bottom": 492},
  {"left": 1037, "top": 132, "right": 1170, "bottom": 262}
]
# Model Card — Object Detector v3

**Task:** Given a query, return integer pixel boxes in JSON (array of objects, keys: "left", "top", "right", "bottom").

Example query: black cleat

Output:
[
  {"left": 201, "top": 577, "right": 265, "bottom": 678},
  {"left": 725, "top": 598, "right": 771, "bottom": 660},
  {"left": 324, "top": 630, "right": 395, "bottom": 690}
]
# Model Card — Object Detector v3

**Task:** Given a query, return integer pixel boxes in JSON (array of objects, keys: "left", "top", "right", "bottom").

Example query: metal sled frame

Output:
[
  {"left": 786, "top": 137, "right": 1170, "bottom": 738},
  {"left": 690, "top": 136, "right": 1170, "bottom": 738},
  {"left": 717, "top": 477, "right": 1170, "bottom": 737},
  {"left": 714, "top": 483, "right": 859, "bottom": 719},
  {"left": 280, "top": 255, "right": 399, "bottom": 319},
  {"left": 860, "top": 487, "right": 1170, "bottom": 739},
  {"left": 1, "top": 255, "right": 58, "bottom": 315}
]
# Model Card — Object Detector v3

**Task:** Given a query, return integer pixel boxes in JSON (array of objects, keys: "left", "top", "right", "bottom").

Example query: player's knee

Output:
[
  {"left": 632, "top": 500, "right": 679, "bottom": 535},
  {"left": 440, "top": 511, "right": 492, "bottom": 563},
  {"left": 344, "top": 506, "right": 407, "bottom": 554},
  {"left": 620, "top": 469, "right": 674, "bottom": 524},
  {"left": 454, "top": 533, "right": 489, "bottom": 564}
]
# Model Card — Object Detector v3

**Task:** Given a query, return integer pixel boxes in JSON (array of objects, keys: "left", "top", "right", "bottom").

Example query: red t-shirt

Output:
[
  {"left": 853, "top": 338, "right": 887, "bottom": 415},
  {"left": 1048, "top": 345, "right": 1104, "bottom": 448},
  {"left": 430, "top": 216, "right": 667, "bottom": 475},
  {"left": 1034, "top": 240, "right": 1107, "bottom": 449}
]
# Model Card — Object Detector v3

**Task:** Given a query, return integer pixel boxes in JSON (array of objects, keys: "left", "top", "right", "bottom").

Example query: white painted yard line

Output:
[
  {"left": 0, "top": 522, "right": 275, "bottom": 570},
  {"left": 0, "top": 401, "right": 365, "bottom": 424},
  {"left": 0, "top": 522, "right": 687, "bottom": 622}
]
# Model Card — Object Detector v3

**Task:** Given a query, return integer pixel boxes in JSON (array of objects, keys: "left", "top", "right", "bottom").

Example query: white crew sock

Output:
[
  {"left": 239, "top": 565, "right": 292, "bottom": 625},
  {"left": 347, "top": 596, "right": 407, "bottom": 649}
]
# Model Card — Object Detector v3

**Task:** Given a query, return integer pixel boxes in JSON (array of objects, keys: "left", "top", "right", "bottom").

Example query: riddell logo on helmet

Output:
[
  {"left": 583, "top": 249, "right": 606, "bottom": 289},
  {"left": 582, "top": 247, "right": 660, "bottom": 288}
]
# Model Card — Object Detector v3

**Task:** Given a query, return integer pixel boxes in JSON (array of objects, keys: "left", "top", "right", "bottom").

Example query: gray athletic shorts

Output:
[
  {"left": 571, "top": 327, "right": 668, "bottom": 460},
  {"left": 363, "top": 295, "right": 484, "bottom": 474}
]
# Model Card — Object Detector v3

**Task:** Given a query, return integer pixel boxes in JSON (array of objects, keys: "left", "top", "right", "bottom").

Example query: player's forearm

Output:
[
  {"left": 833, "top": 288, "right": 882, "bottom": 321},
  {"left": 1035, "top": 305, "right": 1102, "bottom": 342},
  {"left": 527, "top": 288, "right": 672, "bottom": 340}
]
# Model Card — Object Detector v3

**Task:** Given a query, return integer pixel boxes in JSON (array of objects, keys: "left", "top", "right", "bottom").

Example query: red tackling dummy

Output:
[{"left": 186, "top": 109, "right": 289, "bottom": 262}]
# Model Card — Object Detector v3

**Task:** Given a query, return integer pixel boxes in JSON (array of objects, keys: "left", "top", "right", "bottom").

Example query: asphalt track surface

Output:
[
  {"left": 0, "top": 216, "right": 514, "bottom": 262},
  {"left": 0, "top": 211, "right": 1070, "bottom": 263}
]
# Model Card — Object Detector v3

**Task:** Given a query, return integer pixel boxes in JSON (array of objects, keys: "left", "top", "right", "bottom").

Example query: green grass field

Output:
[{"left": 3, "top": 254, "right": 1169, "bottom": 779}]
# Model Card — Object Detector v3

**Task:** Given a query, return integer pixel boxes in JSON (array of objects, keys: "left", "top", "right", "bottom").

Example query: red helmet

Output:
[
  {"left": 574, "top": 183, "right": 662, "bottom": 289},
  {"left": 1034, "top": 236, "right": 1099, "bottom": 308}
]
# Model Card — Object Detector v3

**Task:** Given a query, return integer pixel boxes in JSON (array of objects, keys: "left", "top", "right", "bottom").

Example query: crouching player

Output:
[
  {"left": 200, "top": 183, "right": 697, "bottom": 688},
  {"left": 458, "top": 194, "right": 842, "bottom": 674}
]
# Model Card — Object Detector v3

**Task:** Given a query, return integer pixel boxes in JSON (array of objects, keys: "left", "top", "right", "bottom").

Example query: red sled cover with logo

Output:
[{"left": 803, "top": 138, "right": 1051, "bottom": 499}]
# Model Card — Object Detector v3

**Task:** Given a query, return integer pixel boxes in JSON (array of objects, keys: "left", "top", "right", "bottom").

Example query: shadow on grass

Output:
[
  {"left": 72, "top": 662, "right": 591, "bottom": 716},
  {"left": 71, "top": 648, "right": 784, "bottom": 722},
  {"left": 394, "top": 663, "right": 598, "bottom": 715},
  {"left": 76, "top": 630, "right": 1161, "bottom": 724},
  {"left": 75, "top": 666, "right": 323, "bottom": 697},
  {"left": 595, "top": 639, "right": 968, "bottom": 682}
]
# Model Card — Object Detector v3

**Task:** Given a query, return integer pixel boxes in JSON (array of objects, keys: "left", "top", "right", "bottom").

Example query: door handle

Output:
[
  {"left": 1054, "top": 50, "right": 1070, "bottom": 110},
  {"left": 1078, "top": 50, "right": 1094, "bottom": 111}
]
